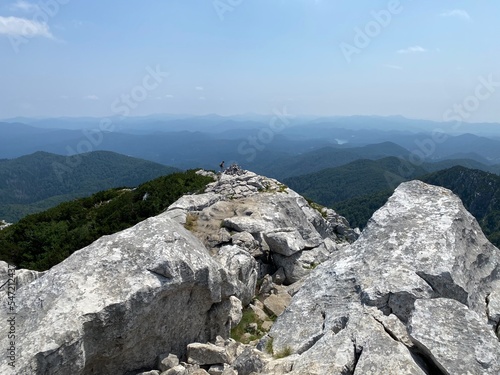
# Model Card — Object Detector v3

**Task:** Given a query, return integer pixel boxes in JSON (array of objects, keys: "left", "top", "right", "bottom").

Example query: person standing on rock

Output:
[{"left": 219, "top": 161, "right": 225, "bottom": 171}]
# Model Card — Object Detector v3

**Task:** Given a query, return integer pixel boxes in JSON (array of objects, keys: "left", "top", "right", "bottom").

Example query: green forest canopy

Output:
[{"left": 0, "top": 170, "right": 213, "bottom": 271}]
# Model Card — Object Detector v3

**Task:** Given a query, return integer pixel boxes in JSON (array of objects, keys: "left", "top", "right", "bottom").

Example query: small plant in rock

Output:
[
  {"left": 306, "top": 198, "right": 328, "bottom": 219},
  {"left": 184, "top": 213, "right": 198, "bottom": 231},
  {"left": 274, "top": 346, "right": 292, "bottom": 359},
  {"left": 258, "top": 182, "right": 272, "bottom": 193},
  {"left": 265, "top": 337, "right": 274, "bottom": 355},
  {"left": 303, "top": 262, "right": 320, "bottom": 270},
  {"left": 230, "top": 308, "right": 265, "bottom": 344},
  {"left": 277, "top": 183, "right": 288, "bottom": 193}
]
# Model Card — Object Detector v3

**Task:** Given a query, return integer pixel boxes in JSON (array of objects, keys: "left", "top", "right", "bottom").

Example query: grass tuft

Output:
[
  {"left": 184, "top": 213, "right": 198, "bottom": 231},
  {"left": 274, "top": 346, "right": 292, "bottom": 359}
]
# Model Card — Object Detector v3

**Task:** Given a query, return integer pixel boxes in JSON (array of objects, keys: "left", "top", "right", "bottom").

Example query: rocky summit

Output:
[
  {"left": 268, "top": 180, "right": 500, "bottom": 375},
  {"left": 0, "top": 169, "right": 499, "bottom": 375}
]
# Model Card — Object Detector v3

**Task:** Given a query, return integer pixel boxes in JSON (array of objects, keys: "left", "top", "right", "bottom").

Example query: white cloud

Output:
[
  {"left": 10, "top": 1, "right": 39, "bottom": 12},
  {"left": 165, "top": 94, "right": 174, "bottom": 99},
  {"left": 397, "top": 46, "right": 427, "bottom": 54},
  {"left": 440, "top": 9, "right": 471, "bottom": 21},
  {"left": 0, "top": 16, "right": 52, "bottom": 38},
  {"left": 384, "top": 64, "right": 403, "bottom": 70},
  {"left": 195, "top": 86, "right": 204, "bottom": 91},
  {"left": 84, "top": 95, "right": 99, "bottom": 101}
]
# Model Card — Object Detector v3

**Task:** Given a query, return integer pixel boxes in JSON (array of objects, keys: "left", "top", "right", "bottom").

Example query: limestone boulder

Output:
[
  {"left": 158, "top": 353, "right": 180, "bottom": 372},
  {"left": 263, "top": 292, "right": 292, "bottom": 317},
  {"left": 268, "top": 181, "right": 500, "bottom": 374},
  {"left": 263, "top": 228, "right": 306, "bottom": 257},
  {"left": 408, "top": 298, "right": 500, "bottom": 375},
  {"left": 187, "top": 343, "right": 230, "bottom": 366},
  {"left": 0, "top": 215, "right": 228, "bottom": 375},
  {"left": 215, "top": 245, "right": 258, "bottom": 306}
]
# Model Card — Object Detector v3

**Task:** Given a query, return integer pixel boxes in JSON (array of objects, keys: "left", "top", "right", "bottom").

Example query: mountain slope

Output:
[
  {"left": 0, "top": 151, "right": 179, "bottom": 222},
  {"left": 284, "top": 157, "right": 427, "bottom": 207},
  {"left": 0, "top": 170, "right": 214, "bottom": 271},
  {"left": 256, "top": 142, "right": 411, "bottom": 180},
  {"left": 422, "top": 158, "right": 500, "bottom": 174}
]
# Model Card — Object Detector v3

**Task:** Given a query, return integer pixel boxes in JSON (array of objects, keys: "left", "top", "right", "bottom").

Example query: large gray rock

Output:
[
  {"left": 269, "top": 181, "right": 500, "bottom": 374},
  {"left": 222, "top": 216, "right": 267, "bottom": 234},
  {"left": 263, "top": 228, "right": 306, "bottom": 256},
  {"left": 215, "top": 245, "right": 258, "bottom": 306},
  {"left": 187, "top": 343, "right": 230, "bottom": 366},
  {"left": 0, "top": 215, "right": 229, "bottom": 375},
  {"left": 409, "top": 298, "right": 500, "bottom": 375},
  {"left": 272, "top": 241, "right": 332, "bottom": 284},
  {"left": 231, "top": 347, "right": 266, "bottom": 375}
]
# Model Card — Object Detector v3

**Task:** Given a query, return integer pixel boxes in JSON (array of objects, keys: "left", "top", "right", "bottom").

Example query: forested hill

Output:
[
  {"left": 0, "top": 170, "right": 213, "bottom": 271},
  {"left": 0, "top": 151, "right": 179, "bottom": 222},
  {"left": 284, "top": 157, "right": 427, "bottom": 207}
]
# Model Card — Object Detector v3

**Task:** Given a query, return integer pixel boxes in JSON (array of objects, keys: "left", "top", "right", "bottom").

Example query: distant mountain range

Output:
[
  {"left": 4, "top": 114, "right": 500, "bottom": 136},
  {"left": 3, "top": 114, "right": 500, "bottom": 229},
  {"left": 3, "top": 116, "right": 500, "bottom": 172},
  {"left": 0, "top": 151, "right": 178, "bottom": 222}
]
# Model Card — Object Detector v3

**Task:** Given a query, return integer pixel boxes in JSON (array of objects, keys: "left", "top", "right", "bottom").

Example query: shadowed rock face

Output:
[
  {"left": 269, "top": 180, "right": 500, "bottom": 374},
  {"left": 0, "top": 216, "right": 229, "bottom": 375}
]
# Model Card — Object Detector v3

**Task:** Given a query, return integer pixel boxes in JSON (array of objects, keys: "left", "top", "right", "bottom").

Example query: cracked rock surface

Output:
[
  {"left": 166, "top": 169, "right": 356, "bottom": 285},
  {"left": 0, "top": 216, "right": 230, "bottom": 375},
  {"left": 268, "top": 180, "right": 500, "bottom": 374}
]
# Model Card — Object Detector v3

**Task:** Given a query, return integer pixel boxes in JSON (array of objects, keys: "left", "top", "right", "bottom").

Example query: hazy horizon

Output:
[{"left": 1, "top": 1, "right": 500, "bottom": 123}]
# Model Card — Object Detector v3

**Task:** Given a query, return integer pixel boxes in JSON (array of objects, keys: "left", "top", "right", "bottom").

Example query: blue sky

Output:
[{"left": 0, "top": 0, "right": 499, "bottom": 122}]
